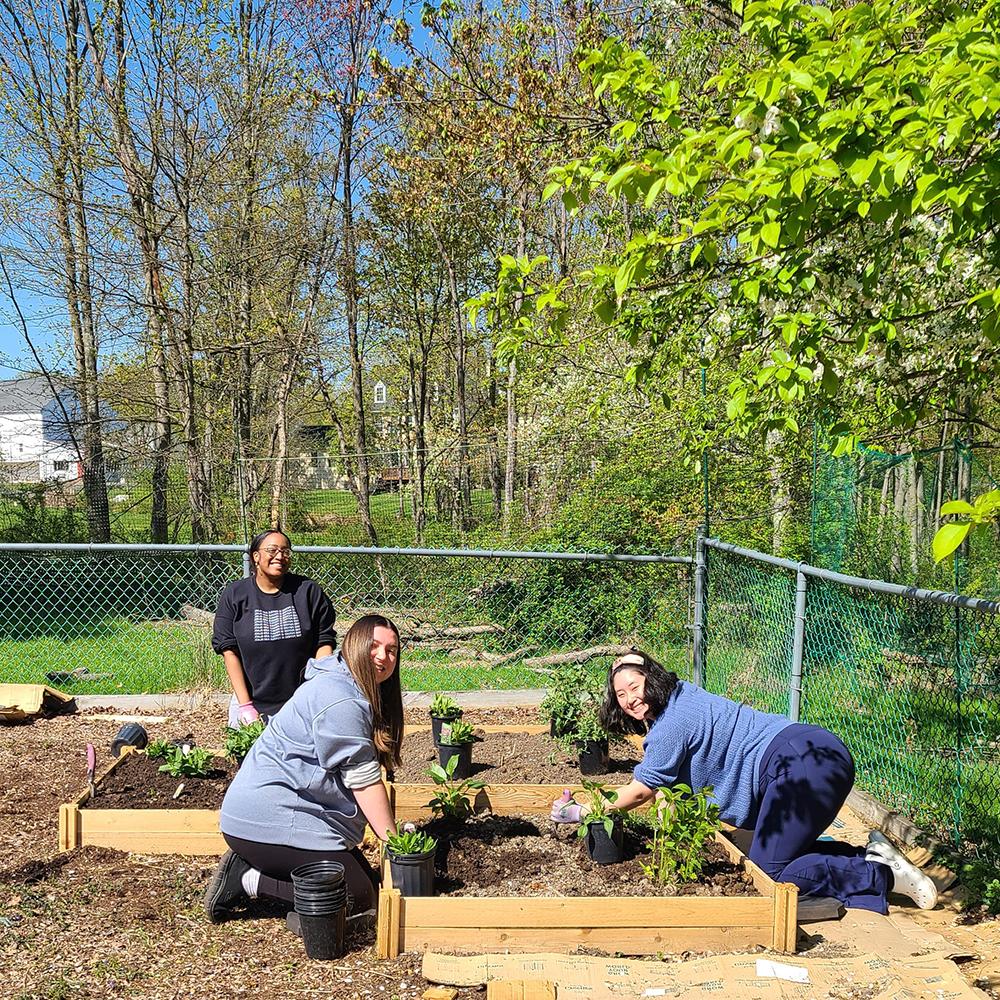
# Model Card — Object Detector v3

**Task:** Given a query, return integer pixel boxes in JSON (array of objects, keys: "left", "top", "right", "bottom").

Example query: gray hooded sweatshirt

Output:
[{"left": 220, "top": 652, "right": 381, "bottom": 851}]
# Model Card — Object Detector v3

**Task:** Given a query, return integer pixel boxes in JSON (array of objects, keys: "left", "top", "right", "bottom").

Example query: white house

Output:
[{"left": 0, "top": 376, "right": 82, "bottom": 483}]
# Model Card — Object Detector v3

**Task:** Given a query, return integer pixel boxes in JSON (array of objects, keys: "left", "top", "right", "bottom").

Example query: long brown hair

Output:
[{"left": 340, "top": 615, "right": 404, "bottom": 769}]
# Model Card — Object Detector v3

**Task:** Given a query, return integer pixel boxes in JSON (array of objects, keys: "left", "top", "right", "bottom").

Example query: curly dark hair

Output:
[{"left": 598, "top": 650, "right": 679, "bottom": 735}]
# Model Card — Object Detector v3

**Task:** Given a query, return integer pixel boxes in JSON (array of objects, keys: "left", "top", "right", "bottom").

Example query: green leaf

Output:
[
  {"left": 541, "top": 180, "right": 562, "bottom": 202},
  {"left": 932, "top": 522, "right": 971, "bottom": 563},
  {"left": 760, "top": 221, "right": 781, "bottom": 247},
  {"left": 939, "top": 500, "right": 975, "bottom": 516}
]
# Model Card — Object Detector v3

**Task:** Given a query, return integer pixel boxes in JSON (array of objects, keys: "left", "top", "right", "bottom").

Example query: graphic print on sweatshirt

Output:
[{"left": 253, "top": 605, "right": 303, "bottom": 642}]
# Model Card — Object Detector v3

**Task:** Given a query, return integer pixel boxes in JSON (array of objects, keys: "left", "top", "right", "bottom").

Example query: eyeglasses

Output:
[{"left": 261, "top": 546, "right": 292, "bottom": 557}]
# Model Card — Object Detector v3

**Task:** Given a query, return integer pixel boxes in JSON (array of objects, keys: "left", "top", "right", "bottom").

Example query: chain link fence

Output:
[
  {"left": 702, "top": 539, "right": 1000, "bottom": 853},
  {"left": 0, "top": 543, "right": 693, "bottom": 695}
]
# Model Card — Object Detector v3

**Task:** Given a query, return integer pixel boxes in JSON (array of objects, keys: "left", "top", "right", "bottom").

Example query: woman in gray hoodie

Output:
[{"left": 204, "top": 614, "right": 404, "bottom": 922}]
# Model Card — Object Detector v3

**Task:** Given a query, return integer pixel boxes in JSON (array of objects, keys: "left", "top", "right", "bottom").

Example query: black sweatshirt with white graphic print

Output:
[{"left": 212, "top": 574, "right": 337, "bottom": 717}]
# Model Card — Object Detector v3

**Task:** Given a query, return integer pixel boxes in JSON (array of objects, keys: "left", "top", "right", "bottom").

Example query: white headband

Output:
[{"left": 612, "top": 652, "right": 645, "bottom": 670}]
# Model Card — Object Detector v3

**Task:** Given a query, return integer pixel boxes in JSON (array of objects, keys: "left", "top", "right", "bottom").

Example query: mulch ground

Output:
[
  {"left": 426, "top": 814, "right": 757, "bottom": 898},
  {"left": 393, "top": 729, "right": 641, "bottom": 784},
  {"left": 3, "top": 700, "right": 996, "bottom": 1000}
]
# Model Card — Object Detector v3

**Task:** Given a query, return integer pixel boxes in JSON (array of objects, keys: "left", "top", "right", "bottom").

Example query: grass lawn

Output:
[{"left": 0, "top": 616, "right": 689, "bottom": 694}]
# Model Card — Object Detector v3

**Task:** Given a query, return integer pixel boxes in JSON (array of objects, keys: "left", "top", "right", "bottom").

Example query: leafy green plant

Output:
[
  {"left": 386, "top": 825, "right": 438, "bottom": 857},
  {"left": 576, "top": 781, "right": 619, "bottom": 840},
  {"left": 222, "top": 720, "right": 265, "bottom": 762},
  {"left": 438, "top": 719, "right": 476, "bottom": 746},
  {"left": 556, "top": 701, "right": 610, "bottom": 754},
  {"left": 426, "top": 754, "right": 486, "bottom": 822},
  {"left": 145, "top": 739, "right": 172, "bottom": 759},
  {"left": 958, "top": 849, "right": 1000, "bottom": 914},
  {"left": 429, "top": 693, "right": 462, "bottom": 718},
  {"left": 157, "top": 745, "right": 213, "bottom": 779},
  {"left": 541, "top": 660, "right": 604, "bottom": 736},
  {"left": 640, "top": 784, "right": 720, "bottom": 886}
]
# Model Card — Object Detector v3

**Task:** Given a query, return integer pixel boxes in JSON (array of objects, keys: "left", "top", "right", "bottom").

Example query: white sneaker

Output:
[{"left": 865, "top": 841, "right": 938, "bottom": 909}]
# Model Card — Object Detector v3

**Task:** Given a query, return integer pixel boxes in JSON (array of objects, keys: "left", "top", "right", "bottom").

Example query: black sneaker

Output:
[{"left": 204, "top": 850, "right": 251, "bottom": 923}]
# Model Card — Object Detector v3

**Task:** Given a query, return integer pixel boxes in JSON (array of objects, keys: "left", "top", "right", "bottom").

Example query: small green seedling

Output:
[
  {"left": 145, "top": 739, "right": 172, "bottom": 759},
  {"left": 426, "top": 754, "right": 486, "bottom": 822},
  {"left": 576, "top": 780, "right": 619, "bottom": 840},
  {"left": 429, "top": 693, "right": 462, "bottom": 718},
  {"left": 386, "top": 825, "right": 437, "bottom": 856},
  {"left": 640, "top": 783, "right": 720, "bottom": 886},
  {"left": 157, "top": 745, "right": 213, "bottom": 779},
  {"left": 438, "top": 718, "right": 476, "bottom": 746},
  {"left": 222, "top": 720, "right": 265, "bottom": 762}
]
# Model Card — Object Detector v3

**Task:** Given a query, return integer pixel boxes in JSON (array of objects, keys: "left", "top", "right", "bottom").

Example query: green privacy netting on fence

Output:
[
  {"left": 704, "top": 542, "right": 1000, "bottom": 853},
  {"left": 0, "top": 544, "right": 692, "bottom": 695}
]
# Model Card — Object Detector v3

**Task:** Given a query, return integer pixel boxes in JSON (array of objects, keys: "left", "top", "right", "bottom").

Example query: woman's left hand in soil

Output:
[{"left": 550, "top": 789, "right": 583, "bottom": 824}]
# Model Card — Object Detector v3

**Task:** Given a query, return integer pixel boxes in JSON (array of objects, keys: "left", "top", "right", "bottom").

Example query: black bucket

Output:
[
  {"left": 577, "top": 739, "right": 609, "bottom": 775},
  {"left": 388, "top": 848, "right": 435, "bottom": 897},
  {"left": 111, "top": 723, "right": 149, "bottom": 757},
  {"left": 291, "top": 861, "right": 348, "bottom": 960},
  {"left": 585, "top": 820, "right": 625, "bottom": 865},
  {"left": 438, "top": 741, "right": 473, "bottom": 780},
  {"left": 430, "top": 710, "right": 462, "bottom": 745}
]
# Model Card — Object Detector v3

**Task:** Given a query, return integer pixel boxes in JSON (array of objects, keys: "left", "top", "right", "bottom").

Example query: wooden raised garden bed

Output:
[
  {"left": 58, "top": 724, "right": 582, "bottom": 855},
  {"left": 58, "top": 747, "right": 227, "bottom": 855},
  {"left": 376, "top": 797, "right": 799, "bottom": 959}
]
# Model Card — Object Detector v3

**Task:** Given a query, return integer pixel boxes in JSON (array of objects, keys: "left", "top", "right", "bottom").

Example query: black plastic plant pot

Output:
[
  {"left": 437, "top": 741, "right": 473, "bottom": 780},
  {"left": 111, "top": 723, "right": 149, "bottom": 758},
  {"left": 430, "top": 709, "right": 463, "bottom": 746},
  {"left": 576, "top": 739, "right": 609, "bottom": 775},
  {"left": 549, "top": 717, "right": 571, "bottom": 738},
  {"left": 585, "top": 820, "right": 625, "bottom": 865},
  {"left": 388, "top": 848, "right": 436, "bottom": 897},
  {"left": 298, "top": 910, "right": 346, "bottom": 960}
]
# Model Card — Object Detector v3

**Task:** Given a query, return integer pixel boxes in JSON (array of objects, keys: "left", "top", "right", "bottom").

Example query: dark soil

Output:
[
  {"left": 425, "top": 813, "right": 758, "bottom": 898},
  {"left": 84, "top": 750, "right": 237, "bottom": 809},
  {"left": 394, "top": 729, "right": 642, "bottom": 784}
]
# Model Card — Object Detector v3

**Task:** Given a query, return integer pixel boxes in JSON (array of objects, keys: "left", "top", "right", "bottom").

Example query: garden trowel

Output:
[{"left": 86, "top": 743, "right": 96, "bottom": 800}]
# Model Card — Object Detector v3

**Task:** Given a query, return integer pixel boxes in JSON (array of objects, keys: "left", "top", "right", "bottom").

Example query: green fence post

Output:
[
  {"left": 789, "top": 568, "right": 807, "bottom": 723},
  {"left": 692, "top": 531, "right": 707, "bottom": 688}
]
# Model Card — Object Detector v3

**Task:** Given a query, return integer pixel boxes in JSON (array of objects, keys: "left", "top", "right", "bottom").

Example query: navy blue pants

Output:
[{"left": 748, "top": 724, "right": 890, "bottom": 913}]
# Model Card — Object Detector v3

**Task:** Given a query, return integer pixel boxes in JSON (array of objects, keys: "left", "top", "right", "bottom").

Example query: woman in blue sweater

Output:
[
  {"left": 552, "top": 651, "right": 937, "bottom": 913},
  {"left": 204, "top": 614, "right": 403, "bottom": 923}
]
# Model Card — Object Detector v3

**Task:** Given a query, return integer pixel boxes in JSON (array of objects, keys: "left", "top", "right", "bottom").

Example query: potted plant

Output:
[
  {"left": 436, "top": 719, "right": 478, "bottom": 779},
  {"left": 428, "top": 693, "right": 463, "bottom": 745},
  {"left": 540, "top": 661, "right": 602, "bottom": 738},
  {"left": 568, "top": 704, "right": 610, "bottom": 775},
  {"left": 577, "top": 781, "right": 624, "bottom": 865},
  {"left": 385, "top": 825, "right": 438, "bottom": 897}
]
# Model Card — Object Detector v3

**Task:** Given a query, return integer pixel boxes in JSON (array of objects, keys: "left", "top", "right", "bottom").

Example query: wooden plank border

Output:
[{"left": 375, "top": 795, "right": 798, "bottom": 959}]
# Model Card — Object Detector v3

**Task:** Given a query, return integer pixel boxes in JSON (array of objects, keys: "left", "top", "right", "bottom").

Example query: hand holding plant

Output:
[
  {"left": 576, "top": 781, "right": 619, "bottom": 840},
  {"left": 550, "top": 788, "right": 584, "bottom": 824}
]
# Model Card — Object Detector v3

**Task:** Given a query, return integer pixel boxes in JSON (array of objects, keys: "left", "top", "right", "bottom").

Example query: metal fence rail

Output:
[
  {"left": 700, "top": 537, "right": 1000, "bottom": 852},
  {"left": 0, "top": 543, "right": 693, "bottom": 695}
]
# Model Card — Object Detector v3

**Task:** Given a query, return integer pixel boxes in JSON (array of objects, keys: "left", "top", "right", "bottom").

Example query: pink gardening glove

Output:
[
  {"left": 550, "top": 789, "right": 583, "bottom": 824},
  {"left": 237, "top": 701, "right": 260, "bottom": 725}
]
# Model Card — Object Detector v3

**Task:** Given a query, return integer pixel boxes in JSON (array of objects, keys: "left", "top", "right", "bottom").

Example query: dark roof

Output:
[{"left": 0, "top": 376, "right": 71, "bottom": 415}]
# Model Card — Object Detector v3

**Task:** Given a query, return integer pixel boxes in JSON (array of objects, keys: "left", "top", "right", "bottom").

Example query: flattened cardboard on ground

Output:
[
  {"left": 423, "top": 950, "right": 987, "bottom": 999},
  {"left": 0, "top": 684, "right": 76, "bottom": 722}
]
